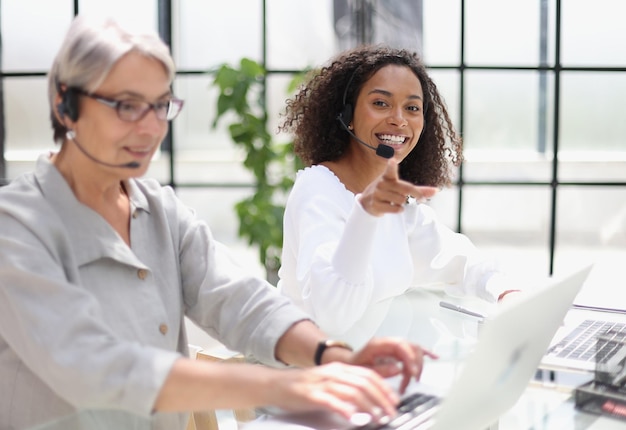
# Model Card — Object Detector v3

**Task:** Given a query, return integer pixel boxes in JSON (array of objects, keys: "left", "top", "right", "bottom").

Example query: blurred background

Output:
[{"left": 1, "top": 0, "right": 625, "bottom": 293}]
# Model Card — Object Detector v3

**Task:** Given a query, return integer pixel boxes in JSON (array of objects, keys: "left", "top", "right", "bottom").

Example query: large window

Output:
[{"left": 1, "top": 0, "right": 625, "bottom": 284}]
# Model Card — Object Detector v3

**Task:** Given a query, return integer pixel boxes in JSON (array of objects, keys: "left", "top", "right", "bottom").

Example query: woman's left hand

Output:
[{"left": 348, "top": 338, "right": 438, "bottom": 394}]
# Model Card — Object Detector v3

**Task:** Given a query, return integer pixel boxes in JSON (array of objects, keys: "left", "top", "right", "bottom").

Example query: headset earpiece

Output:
[
  {"left": 56, "top": 103, "right": 65, "bottom": 118},
  {"left": 58, "top": 87, "right": 80, "bottom": 122},
  {"left": 337, "top": 67, "right": 359, "bottom": 129},
  {"left": 340, "top": 104, "right": 353, "bottom": 126}
]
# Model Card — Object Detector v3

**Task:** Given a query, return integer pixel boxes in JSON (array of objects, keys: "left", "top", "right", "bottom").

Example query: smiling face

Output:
[
  {"left": 60, "top": 51, "right": 172, "bottom": 176},
  {"left": 351, "top": 65, "right": 425, "bottom": 162}
]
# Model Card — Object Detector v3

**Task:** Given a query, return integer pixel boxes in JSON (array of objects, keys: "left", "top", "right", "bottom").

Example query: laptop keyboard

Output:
[
  {"left": 351, "top": 392, "right": 440, "bottom": 429},
  {"left": 546, "top": 319, "right": 626, "bottom": 363}
]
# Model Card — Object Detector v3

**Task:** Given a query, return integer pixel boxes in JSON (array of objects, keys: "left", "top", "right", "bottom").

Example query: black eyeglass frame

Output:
[{"left": 75, "top": 88, "right": 184, "bottom": 122}]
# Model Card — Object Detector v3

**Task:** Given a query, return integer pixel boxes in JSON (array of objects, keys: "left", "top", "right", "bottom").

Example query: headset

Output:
[
  {"left": 336, "top": 68, "right": 395, "bottom": 159},
  {"left": 54, "top": 83, "right": 141, "bottom": 169},
  {"left": 56, "top": 86, "right": 80, "bottom": 122},
  {"left": 337, "top": 68, "right": 358, "bottom": 128}
]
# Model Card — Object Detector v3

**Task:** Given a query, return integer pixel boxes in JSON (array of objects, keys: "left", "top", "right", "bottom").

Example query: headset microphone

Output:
[
  {"left": 66, "top": 130, "right": 141, "bottom": 169},
  {"left": 337, "top": 112, "right": 395, "bottom": 159}
]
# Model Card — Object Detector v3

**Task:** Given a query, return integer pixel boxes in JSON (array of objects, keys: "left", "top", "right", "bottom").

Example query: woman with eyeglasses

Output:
[{"left": 0, "top": 16, "right": 435, "bottom": 430}]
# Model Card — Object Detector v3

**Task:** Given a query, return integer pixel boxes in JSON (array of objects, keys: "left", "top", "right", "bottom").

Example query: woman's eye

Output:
[
  {"left": 155, "top": 101, "right": 170, "bottom": 111},
  {"left": 119, "top": 100, "right": 143, "bottom": 113}
]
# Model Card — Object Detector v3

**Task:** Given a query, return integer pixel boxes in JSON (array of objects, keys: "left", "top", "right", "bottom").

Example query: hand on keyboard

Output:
[{"left": 351, "top": 392, "right": 441, "bottom": 429}]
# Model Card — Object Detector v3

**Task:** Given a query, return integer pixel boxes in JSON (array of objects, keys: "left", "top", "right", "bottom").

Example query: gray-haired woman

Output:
[{"left": 0, "top": 15, "right": 435, "bottom": 430}]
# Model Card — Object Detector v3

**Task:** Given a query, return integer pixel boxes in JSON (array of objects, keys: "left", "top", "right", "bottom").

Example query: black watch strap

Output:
[{"left": 314, "top": 340, "right": 353, "bottom": 365}]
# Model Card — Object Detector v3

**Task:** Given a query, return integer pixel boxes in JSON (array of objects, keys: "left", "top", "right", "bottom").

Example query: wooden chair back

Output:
[{"left": 185, "top": 349, "right": 256, "bottom": 430}]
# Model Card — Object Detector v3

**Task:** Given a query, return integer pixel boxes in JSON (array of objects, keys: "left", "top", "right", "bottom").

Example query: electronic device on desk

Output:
[
  {"left": 542, "top": 312, "right": 626, "bottom": 373},
  {"left": 243, "top": 266, "right": 592, "bottom": 430},
  {"left": 574, "top": 327, "right": 626, "bottom": 422}
]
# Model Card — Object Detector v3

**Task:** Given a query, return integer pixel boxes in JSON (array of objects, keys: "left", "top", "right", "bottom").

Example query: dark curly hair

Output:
[{"left": 279, "top": 44, "right": 463, "bottom": 188}]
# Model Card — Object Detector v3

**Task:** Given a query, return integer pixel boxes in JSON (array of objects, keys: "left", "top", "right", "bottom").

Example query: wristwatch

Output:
[{"left": 314, "top": 339, "right": 353, "bottom": 365}]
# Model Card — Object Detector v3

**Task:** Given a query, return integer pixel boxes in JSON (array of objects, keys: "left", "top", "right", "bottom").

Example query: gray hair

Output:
[{"left": 48, "top": 15, "right": 176, "bottom": 142}]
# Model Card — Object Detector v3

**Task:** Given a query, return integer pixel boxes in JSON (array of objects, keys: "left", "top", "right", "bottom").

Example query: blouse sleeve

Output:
[
  {"left": 279, "top": 172, "right": 382, "bottom": 333},
  {"left": 169, "top": 189, "right": 310, "bottom": 366},
  {"left": 406, "top": 203, "right": 505, "bottom": 302}
]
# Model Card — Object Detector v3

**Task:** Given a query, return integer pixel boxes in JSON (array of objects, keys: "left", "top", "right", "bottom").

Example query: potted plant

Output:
[{"left": 211, "top": 58, "right": 303, "bottom": 284}]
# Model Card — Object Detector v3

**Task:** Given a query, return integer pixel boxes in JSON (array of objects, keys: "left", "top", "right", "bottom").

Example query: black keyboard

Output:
[{"left": 352, "top": 392, "right": 440, "bottom": 429}]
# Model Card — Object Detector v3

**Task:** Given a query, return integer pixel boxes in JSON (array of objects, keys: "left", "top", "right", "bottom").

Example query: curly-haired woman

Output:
[{"left": 277, "top": 45, "right": 519, "bottom": 348}]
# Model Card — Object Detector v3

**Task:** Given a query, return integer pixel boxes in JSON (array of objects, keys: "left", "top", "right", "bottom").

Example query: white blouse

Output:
[{"left": 278, "top": 165, "right": 507, "bottom": 346}]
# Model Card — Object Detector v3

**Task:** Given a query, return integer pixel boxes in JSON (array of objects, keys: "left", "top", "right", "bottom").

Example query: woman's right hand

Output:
[
  {"left": 269, "top": 362, "right": 399, "bottom": 422},
  {"left": 358, "top": 159, "right": 438, "bottom": 217}
]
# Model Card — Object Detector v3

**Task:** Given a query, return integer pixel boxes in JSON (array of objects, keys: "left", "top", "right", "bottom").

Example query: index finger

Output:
[
  {"left": 382, "top": 158, "right": 400, "bottom": 181},
  {"left": 408, "top": 185, "right": 439, "bottom": 202},
  {"left": 398, "top": 346, "right": 438, "bottom": 394},
  {"left": 363, "top": 339, "right": 438, "bottom": 393}
]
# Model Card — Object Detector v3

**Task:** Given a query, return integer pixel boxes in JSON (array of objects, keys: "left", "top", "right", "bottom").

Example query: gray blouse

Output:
[{"left": 0, "top": 155, "right": 308, "bottom": 430}]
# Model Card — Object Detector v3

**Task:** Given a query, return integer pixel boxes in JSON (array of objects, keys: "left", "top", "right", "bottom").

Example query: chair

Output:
[{"left": 186, "top": 348, "right": 256, "bottom": 430}]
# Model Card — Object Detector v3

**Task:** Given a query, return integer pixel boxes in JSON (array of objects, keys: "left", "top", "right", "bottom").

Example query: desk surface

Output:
[
  {"left": 500, "top": 382, "right": 626, "bottom": 429},
  {"left": 29, "top": 281, "right": 626, "bottom": 430},
  {"left": 239, "top": 366, "right": 624, "bottom": 430},
  {"left": 242, "top": 285, "right": 626, "bottom": 430}
]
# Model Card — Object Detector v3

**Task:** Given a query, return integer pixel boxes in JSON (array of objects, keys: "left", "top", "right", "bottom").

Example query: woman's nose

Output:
[
  {"left": 387, "top": 108, "right": 407, "bottom": 127},
  {"left": 137, "top": 109, "right": 167, "bottom": 136}
]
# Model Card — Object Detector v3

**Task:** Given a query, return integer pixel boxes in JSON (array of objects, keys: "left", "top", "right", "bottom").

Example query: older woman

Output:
[{"left": 0, "top": 17, "right": 434, "bottom": 430}]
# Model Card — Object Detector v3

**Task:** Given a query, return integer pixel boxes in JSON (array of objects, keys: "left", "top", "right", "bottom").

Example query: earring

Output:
[
  {"left": 66, "top": 129, "right": 76, "bottom": 140},
  {"left": 348, "top": 124, "right": 354, "bottom": 130}
]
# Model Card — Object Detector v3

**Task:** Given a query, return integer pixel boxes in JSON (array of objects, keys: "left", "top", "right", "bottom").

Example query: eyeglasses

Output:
[{"left": 77, "top": 89, "right": 184, "bottom": 122}]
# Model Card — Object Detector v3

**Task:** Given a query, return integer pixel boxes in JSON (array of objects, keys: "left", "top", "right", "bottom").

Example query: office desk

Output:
[
  {"left": 238, "top": 363, "right": 623, "bottom": 430},
  {"left": 27, "top": 384, "right": 623, "bottom": 430},
  {"left": 242, "top": 285, "right": 626, "bottom": 430},
  {"left": 29, "top": 285, "right": 626, "bottom": 429},
  {"left": 499, "top": 381, "right": 625, "bottom": 429}
]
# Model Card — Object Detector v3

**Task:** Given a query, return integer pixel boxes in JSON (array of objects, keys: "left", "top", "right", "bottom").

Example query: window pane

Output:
[
  {"left": 174, "top": 0, "right": 262, "bottom": 70},
  {"left": 423, "top": 0, "right": 460, "bottom": 65},
  {"left": 266, "top": 0, "right": 336, "bottom": 70},
  {"left": 78, "top": 0, "right": 157, "bottom": 32},
  {"left": 465, "top": 0, "right": 555, "bottom": 66},
  {"left": 559, "top": 72, "right": 626, "bottom": 182},
  {"left": 332, "top": 0, "right": 424, "bottom": 53},
  {"left": 461, "top": 186, "right": 552, "bottom": 277},
  {"left": 1, "top": 0, "right": 73, "bottom": 72},
  {"left": 463, "top": 70, "right": 554, "bottom": 182},
  {"left": 555, "top": 187, "right": 626, "bottom": 295},
  {"left": 78, "top": 0, "right": 159, "bottom": 32},
  {"left": 172, "top": 75, "right": 252, "bottom": 185},
  {"left": 4, "top": 77, "right": 52, "bottom": 178},
  {"left": 562, "top": 0, "right": 626, "bottom": 66},
  {"left": 428, "top": 70, "right": 460, "bottom": 127}
]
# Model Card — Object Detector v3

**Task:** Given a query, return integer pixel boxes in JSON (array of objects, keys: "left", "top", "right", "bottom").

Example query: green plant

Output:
[{"left": 211, "top": 58, "right": 303, "bottom": 281}]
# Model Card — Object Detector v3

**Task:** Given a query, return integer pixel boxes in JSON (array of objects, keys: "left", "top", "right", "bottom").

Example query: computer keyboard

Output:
[
  {"left": 352, "top": 392, "right": 440, "bottom": 429},
  {"left": 546, "top": 319, "right": 626, "bottom": 363}
]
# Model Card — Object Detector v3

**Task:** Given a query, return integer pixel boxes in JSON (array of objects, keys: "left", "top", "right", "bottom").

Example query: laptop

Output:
[
  {"left": 541, "top": 305, "right": 626, "bottom": 373},
  {"left": 243, "top": 265, "right": 593, "bottom": 430},
  {"left": 539, "top": 261, "right": 626, "bottom": 374}
]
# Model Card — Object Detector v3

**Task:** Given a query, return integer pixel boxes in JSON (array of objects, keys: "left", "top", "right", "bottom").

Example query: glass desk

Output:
[{"left": 28, "top": 287, "right": 626, "bottom": 430}]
